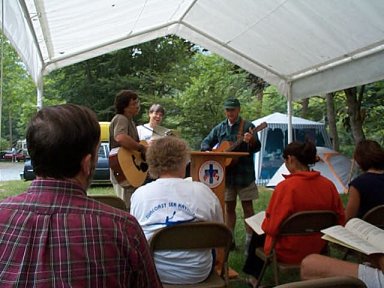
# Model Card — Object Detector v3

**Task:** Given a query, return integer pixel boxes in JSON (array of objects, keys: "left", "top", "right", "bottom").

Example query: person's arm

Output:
[
  {"left": 241, "top": 123, "right": 261, "bottom": 153},
  {"left": 201, "top": 126, "right": 219, "bottom": 151},
  {"left": 261, "top": 184, "right": 292, "bottom": 237},
  {"left": 115, "top": 133, "right": 146, "bottom": 152},
  {"left": 345, "top": 185, "right": 361, "bottom": 221},
  {"left": 129, "top": 219, "right": 163, "bottom": 287}
]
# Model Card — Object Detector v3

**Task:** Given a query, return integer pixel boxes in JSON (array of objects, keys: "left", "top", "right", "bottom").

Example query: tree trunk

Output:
[
  {"left": 8, "top": 110, "right": 13, "bottom": 148},
  {"left": 326, "top": 93, "right": 339, "bottom": 151},
  {"left": 301, "top": 98, "right": 309, "bottom": 118},
  {"left": 246, "top": 74, "right": 266, "bottom": 117},
  {"left": 344, "top": 87, "right": 365, "bottom": 144}
]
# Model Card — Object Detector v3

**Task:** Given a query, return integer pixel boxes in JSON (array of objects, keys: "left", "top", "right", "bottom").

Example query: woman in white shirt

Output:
[
  {"left": 131, "top": 137, "right": 223, "bottom": 284},
  {"left": 137, "top": 104, "right": 170, "bottom": 142}
]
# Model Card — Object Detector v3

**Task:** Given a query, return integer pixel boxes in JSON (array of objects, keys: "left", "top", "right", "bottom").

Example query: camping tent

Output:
[
  {"left": 2, "top": 1, "right": 384, "bottom": 109},
  {"left": 253, "top": 112, "right": 332, "bottom": 184},
  {"left": 266, "top": 147, "right": 357, "bottom": 194}
]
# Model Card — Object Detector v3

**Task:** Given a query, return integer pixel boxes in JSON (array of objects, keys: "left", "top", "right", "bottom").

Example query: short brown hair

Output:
[
  {"left": 354, "top": 139, "right": 384, "bottom": 171},
  {"left": 26, "top": 104, "right": 100, "bottom": 179},
  {"left": 146, "top": 137, "right": 189, "bottom": 178}
]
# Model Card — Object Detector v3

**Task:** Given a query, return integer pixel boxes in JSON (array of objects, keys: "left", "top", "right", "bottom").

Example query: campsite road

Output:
[{"left": 0, "top": 161, "right": 24, "bottom": 181}]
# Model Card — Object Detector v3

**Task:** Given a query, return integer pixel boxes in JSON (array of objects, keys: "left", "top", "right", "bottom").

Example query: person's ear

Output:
[{"left": 81, "top": 154, "right": 92, "bottom": 176}]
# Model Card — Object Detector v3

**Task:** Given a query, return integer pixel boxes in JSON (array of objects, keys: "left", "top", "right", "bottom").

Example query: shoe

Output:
[{"left": 245, "top": 276, "right": 258, "bottom": 288}]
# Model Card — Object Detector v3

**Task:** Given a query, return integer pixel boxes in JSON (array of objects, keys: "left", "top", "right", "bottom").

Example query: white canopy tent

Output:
[{"left": 2, "top": 0, "right": 384, "bottom": 141}]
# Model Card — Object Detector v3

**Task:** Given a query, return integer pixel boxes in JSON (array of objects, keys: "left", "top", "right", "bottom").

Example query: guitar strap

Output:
[{"left": 237, "top": 119, "right": 245, "bottom": 142}]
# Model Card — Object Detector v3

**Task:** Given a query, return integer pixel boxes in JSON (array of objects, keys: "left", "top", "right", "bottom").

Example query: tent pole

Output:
[
  {"left": 37, "top": 77, "right": 43, "bottom": 110},
  {"left": 287, "top": 85, "right": 293, "bottom": 143}
]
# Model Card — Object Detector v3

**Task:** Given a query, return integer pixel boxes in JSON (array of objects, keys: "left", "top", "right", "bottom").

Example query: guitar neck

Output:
[{"left": 225, "top": 122, "right": 267, "bottom": 152}]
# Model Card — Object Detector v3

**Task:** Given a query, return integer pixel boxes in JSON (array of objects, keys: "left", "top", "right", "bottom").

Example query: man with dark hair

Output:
[
  {"left": 109, "top": 89, "right": 147, "bottom": 211},
  {"left": 0, "top": 104, "right": 161, "bottom": 287}
]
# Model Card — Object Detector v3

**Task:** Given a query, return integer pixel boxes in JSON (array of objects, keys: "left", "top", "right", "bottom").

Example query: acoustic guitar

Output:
[
  {"left": 214, "top": 122, "right": 267, "bottom": 166},
  {"left": 215, "top": 122, "right": 268, "bottom": 152},
  {"left": 109, "top": 141, "right": 148, "bottom": 188}
]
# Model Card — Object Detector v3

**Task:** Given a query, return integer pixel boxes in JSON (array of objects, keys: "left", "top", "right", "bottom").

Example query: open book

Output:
[
  {"left": 245, "top": 211, "right": 265, "bottom": 235},
  {"left": 321, "top": 218, "right": 384, "bottom": 255}
]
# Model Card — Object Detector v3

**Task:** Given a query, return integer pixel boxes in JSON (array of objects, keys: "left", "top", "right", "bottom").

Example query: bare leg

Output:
[
  {"left": 241, "top": 200, "right": 255, "bottom": 234},
  {"left": 301, "top": 254, "right": 359, "bottom": 280},
  {"left": 225, "top": 200, "right": 237, "bottom": 234}
]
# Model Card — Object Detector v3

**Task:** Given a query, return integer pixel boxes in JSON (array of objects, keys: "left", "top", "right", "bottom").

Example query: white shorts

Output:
[{"left": 358, "top": 264, "right": 384, "bottom": 288}]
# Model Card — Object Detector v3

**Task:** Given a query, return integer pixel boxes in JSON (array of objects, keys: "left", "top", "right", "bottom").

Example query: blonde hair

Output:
[{"left": 146, "top": 137, "right": 190, "bottom": 178}]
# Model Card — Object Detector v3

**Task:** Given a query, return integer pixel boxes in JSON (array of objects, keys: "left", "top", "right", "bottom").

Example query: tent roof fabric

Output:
[
  {"left": 3, "top": 1, "right": 384, "bottom": 100},
  {"left": 253, "top": 112, "right": 324, "bottom": 126}
]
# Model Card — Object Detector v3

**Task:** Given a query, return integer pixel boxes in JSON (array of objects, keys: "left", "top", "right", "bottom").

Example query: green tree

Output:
[
  {"left": 0, "top": 35, "right": 35, "bottom": 148},
  {"left": 45, "top": 36, "right": 196, "bottom": 123},
  {"left": 172, "top": 53, "right": 254, "bottom": 149}
]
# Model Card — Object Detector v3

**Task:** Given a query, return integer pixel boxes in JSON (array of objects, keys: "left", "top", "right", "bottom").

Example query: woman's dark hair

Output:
[
  {"left": 26, "top": 104, "right": 100, "bottom": 179},
  {"left": 283, "top": 141, "right": 318, "bottom": 166},
  {"left": 149, "top": 104, "right": 165, "bottom": 115},
  {"left": 354, "top": 139, "right": 384, "bottom": 171},
  {"left": 114, "top": 90, "right": 138, "bottom": 114}
]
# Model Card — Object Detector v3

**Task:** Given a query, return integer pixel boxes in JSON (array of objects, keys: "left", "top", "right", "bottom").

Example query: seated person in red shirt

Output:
[
  {"left": 243, "top": 141, "right": 345, "bottom": 288},
  {"left": 0, "top": 104, "right": 161, "bottom": 288}
]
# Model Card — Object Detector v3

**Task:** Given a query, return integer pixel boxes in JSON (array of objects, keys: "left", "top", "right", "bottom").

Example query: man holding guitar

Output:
[
  {"left": 201, "top": 98, "right": 264, "bottom": 254},
  {"left": 109, "top": 90, "right": 147, "bottom": 212}
]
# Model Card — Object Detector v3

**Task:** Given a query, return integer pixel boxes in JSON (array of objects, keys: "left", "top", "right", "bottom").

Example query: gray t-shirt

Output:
[{"left": 109, "top": 114, "right": 139, "bottom": 149}]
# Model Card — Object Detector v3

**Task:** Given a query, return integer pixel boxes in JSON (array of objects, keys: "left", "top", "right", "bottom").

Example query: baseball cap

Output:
[{"left": 223, "top": 98, "right": 240, "bottom": 109}]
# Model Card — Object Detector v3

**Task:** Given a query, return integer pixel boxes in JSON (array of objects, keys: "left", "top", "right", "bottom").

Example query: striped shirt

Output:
[{"left": 0, "top": 179, "right": 162, "bottom": 288}]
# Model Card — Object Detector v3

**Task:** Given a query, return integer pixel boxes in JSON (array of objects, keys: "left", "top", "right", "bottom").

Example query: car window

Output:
[{"left": 98, "top": 143, "right": 109, "bottom": 158}]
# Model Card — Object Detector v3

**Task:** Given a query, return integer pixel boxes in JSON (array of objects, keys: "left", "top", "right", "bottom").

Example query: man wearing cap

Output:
[{"left": 201, "top": 98, "right": 261, "bottom": 253}]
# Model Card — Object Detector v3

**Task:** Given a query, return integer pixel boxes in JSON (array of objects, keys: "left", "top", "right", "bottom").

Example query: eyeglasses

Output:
[{"left": 129, "top": 99, "right": 140, "bottom": 107}]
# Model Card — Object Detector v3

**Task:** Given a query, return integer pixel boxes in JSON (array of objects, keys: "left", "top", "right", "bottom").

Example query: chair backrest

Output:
[
  {"left": 363, "top": 205, "right": 384, "bottom": 229},
  {"left": 89, "top": 195, "right": 127, "bottom": 211},
  {"left": 150, "top": 222, "right": 232, "bottom": 287},
  {"left": 273, "top": 276, "right": 367, "bottom": 288},
  {"left": 150, "top": 221, "right": 232, "bottom": 252},
  {"left": 278, "top": 210, "right": 339, "bottom": 236}
]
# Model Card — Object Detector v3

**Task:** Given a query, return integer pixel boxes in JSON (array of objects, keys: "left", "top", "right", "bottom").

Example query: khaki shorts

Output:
[{"left": 225, "top": 181, "right": 259, "bottom": 202}]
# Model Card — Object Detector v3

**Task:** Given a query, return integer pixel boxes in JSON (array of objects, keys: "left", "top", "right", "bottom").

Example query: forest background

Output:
[{"left": 1, "top": 35, "right": 384, "bottom": 156}]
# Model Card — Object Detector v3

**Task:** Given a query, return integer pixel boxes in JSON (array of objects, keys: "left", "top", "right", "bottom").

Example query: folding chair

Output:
[
  {"left": 363, "top": 204, "right": 384, "bottom": 228},
  {"left": 255, "top": 210, "right": 339, "bottom": 287},
  {"left": 88, "top": 194, "right": 127, "bottom": 211},
  {"left": 149, "top": 222, "right": 233, "bottom": 288},
  {"left": 273, "top": 276, "right": 367, "bottom": 288},
  {"left": 343, "top": 204, "right": 384, "bottom": 260}
]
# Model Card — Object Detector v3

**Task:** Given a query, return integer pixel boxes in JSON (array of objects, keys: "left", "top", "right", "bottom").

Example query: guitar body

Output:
[
  {"left": 109, "top": 141, "right": 148, "bottom": 188},
  {"left": 213, "top": 141, "right": 234, "bottom": 166},
  {"left": 213, "top": 121, "right": 268, "bottom": 166}
]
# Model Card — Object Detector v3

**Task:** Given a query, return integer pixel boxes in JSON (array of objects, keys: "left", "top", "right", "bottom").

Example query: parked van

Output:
[{"left": 99, "top": 121, "right": 110, "bottom": 142}]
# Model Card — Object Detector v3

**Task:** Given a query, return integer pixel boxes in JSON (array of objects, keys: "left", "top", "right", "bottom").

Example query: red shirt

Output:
[
  {"left": 261, "top": 171, "right": 345, "bottom": 263},
  {"left": 0, "top": 179, "right": 162, "bottom": 288}
]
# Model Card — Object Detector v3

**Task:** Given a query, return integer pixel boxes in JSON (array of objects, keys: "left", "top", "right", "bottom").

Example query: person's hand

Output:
[
  {"left": 368, "top": 253, "right": 384, "bottom": 271},
  {"left": 243, "top": 132, "right": 253, "bottom": 143}
]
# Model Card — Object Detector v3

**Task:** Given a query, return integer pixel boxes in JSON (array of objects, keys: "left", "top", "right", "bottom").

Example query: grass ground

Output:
[{"left": 0, "top": 180, "right": 349, "bottom": 287}]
